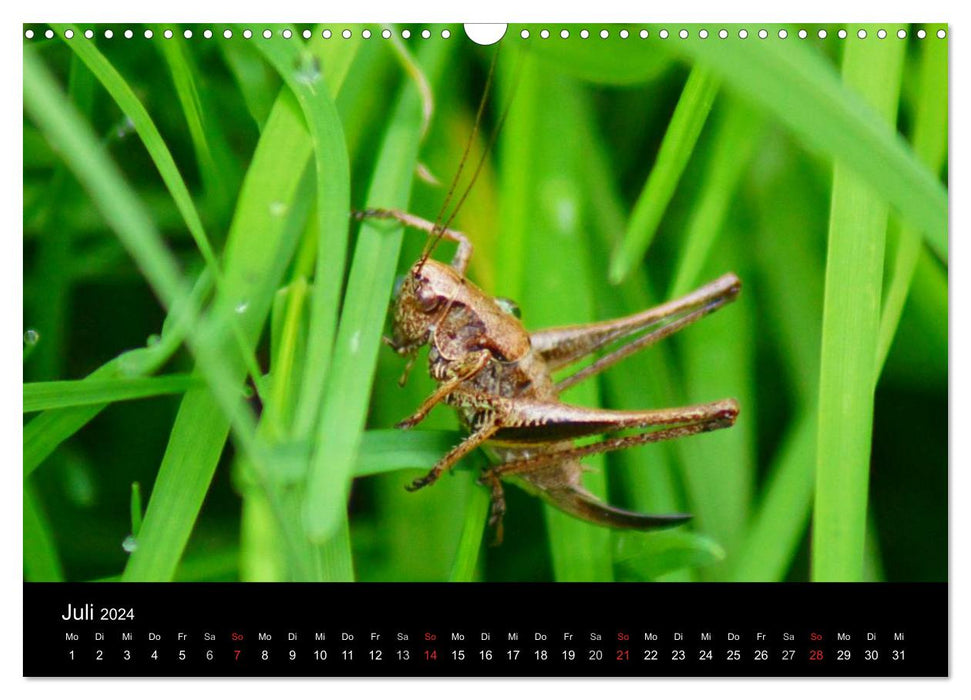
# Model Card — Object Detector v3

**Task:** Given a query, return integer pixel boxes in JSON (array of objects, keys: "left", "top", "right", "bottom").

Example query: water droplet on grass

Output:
[
  {"left": 23, "top": 329, "right": 40, "bottom": 345},
  {"left": 122, "top": 535, "right": 138, "bottom": 553},
  {"left": 294, "top": 52, "right": 322, "bottom": 85}
]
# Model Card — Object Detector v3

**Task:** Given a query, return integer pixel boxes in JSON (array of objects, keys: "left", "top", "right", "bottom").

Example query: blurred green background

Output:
[{"left": 23, "top": 23, "right": 947, "bottom": 583}]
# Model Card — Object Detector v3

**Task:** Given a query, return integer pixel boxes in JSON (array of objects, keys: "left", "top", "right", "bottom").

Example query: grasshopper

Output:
[
  {"left": 355, "top": 208, "right": 740, "bottom": 541},
  {"left": 355, "top": 45, "right": 739, "bottom": 540}
]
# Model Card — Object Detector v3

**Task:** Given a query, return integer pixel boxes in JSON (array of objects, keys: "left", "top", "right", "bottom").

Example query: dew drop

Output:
[
  {"left": 294, "top": 52, "right": 322, "bottom": 85},
  {"left": 146, "top": 333, "right": 161, "bottom": 347},
  {"left": 122, "top": 535, "right": 138, "bottom": 553},
  {"left": 116, "top": 115, "right": 136, "bottom": 139},
  {"left": 235, "top": 300, "right": 249, "bottom": 314},
  {"left": 269, "top": 201, "right": 288, "bottom": 217},
  {"left": 23, "top": 329, "right": 40, "bottom": 345}
]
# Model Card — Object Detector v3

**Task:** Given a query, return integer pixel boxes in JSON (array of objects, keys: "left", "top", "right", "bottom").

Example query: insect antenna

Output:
[
  {"left": 436, "top": 45, "right": 525, "bottom": 240},
  {"left": 416, "top": 40, "right": 524, "bottom": 271}
]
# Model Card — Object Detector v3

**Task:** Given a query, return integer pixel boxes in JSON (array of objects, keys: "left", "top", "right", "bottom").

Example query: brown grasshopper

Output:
[{"left": 355, "top": 208, "right": 740, "bottom": 540}]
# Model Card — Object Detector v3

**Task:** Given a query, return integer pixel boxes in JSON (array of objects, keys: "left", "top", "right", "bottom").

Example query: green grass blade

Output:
[
  {"left": 156, "top": 30, "right": 240, "bottom": 217},
  {"left": 52, "top": 24, "right": 220, "bottom": 273},
  {"left": 54, "top": 24, "right": 266, "bottom": 400},
  {"left": 24, "top": 485, "right": 64, "bottom": 582},
  {"left": 608, "top": 66, "right": 718, "bottom": 284},
  {"left": 121, "top": 93, "right": 315, "bottom": 582},
  {"left": 668, "top": 101, "right": 761, "bottom": 297},
  {"left": 24, "top": 47, "right": 261, "bottom": 453},
  {"left": 447, "top": 486, "right": 490, "bottom": 581},
  {"left": 249, "top": 33, "right": 355, "bottom": 439},
  {"left": 876, "top": 35, "right": 948, "bottom": 375},
  {"left": 218, "top": 39, "right": 281, "bottom": 129},
  {"left": 130, "top": 482, "right": 144, "bottom": 537},
  {"left": 24, "top": 374, "right": 198, "bottom": 412},
  {"left": 23, "top": 271, "right": 212, "bottom": 476},
  {"left": 666, "top": 26, "right": 947, "bottom": 263},
  {"left": 730, "top": 410, "right": 816, "bottom": 581},
  {"left": 812, "top": 34, "right": 905, "bottom": 582},
  {"left": 302, "top": 39, "right": 450, "bottom": 542}
]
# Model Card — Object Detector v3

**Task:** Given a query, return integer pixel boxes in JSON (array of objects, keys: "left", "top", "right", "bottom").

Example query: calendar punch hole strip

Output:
[
  {"left": 23, "top": 20, "right": 946, "bottom": 681},
  {"left": 23, "top": 23, "right": 949, "bottom": 41}
]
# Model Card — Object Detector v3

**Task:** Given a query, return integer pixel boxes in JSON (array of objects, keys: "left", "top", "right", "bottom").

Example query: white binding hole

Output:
[
  {"left": 464, "top": 24, "right": 506, "bottom": 45},
  {"left": 520, "top": 29, "right": 529, "bottom": 39},
  {"left": 263, "top": 29, "right": 272, "bottom": 39},
  {"left": 738, "top": 29, "right": 748, "bottom": 39},
  {"left": 64, "top": 29, "right": 74, "bottom": 39},
  {"left": 44, "top": 29, "right": 54, "bottom": 39},
  {"left": 718, "top": 29, "right": 728, "bottom": 39},
  {"left": 601, "top": 29, "right": 610, "bottom": 39},
  {"left": 580, "top": 29, "right": 589, "bottom": 39},
  {"left": 779, "top": 29, "right": 788, "bottom": 39},
  {"left": 897, "top": 29, "right": 907, "bottom": 39},
  {"left": 223, "top": 29, "right": 233, "bottom": 39},
  {"left": 163, "top": 29, "right": 173, "bottom": 39},
  {"left": 144, "top": 29, "right": 153, "bottom": 39},
  {"left": 640, "top": 29, "right": 649, "bottom": 39},
  {"left": 658, "top": 29, "right": 668, "bottom": 39},
  {"left": 85, "top": 29, "right": 94, "bottom": 39},
  {"left": 560, "top": 29, "right": 569, "bottom": 39},
  {"left": 183, "top": 29, "right": 192, "bottom": 39},
  {"left": 620, "top": 29, "right": 629, "bottom": 39},
  {"left": 818, "top": 29, "right": 827, "bottom": 39},
  {"left": 699, "top": 29, "right": 709, "bottom": 39},
  {"left": 937, "top": 29, "right": 946, "bottom": 39},
  {"left": 858, "top": 29, "right": 867, "bottom": 39},
  {"left": 798, "top": 29, "right": 807, "bottom": 39},
  {"left": 362, "top": 29, "right": 372, "bottom": 39},
  {"left": 402, "top": 29, "right": 411, "bottom": 39},
  {"left": 342, "top": 29, "right": 352, "bottom": 39},
  {"left": 758, "top": 29, "right": 768, "bottom": 39},
  {"left": 441, "top": 29, "right": 450, "bottom": 39},
  {"left": 877, "top": 29, "right": 887, "bottom": 39},
  {"left": 679, "top": 29, "right": 688, "bottom": 39},
  {"left": 381, "top": 28, "right": 391, "bottom": 39},
  {"left": 24, "top": 29, "right": 34, "bottom": 39},
  {"left": 323, "top": 29, "right": 332, "bottom": 39},
  {"left": 105, "top": 29, "right": 114, "bottom": 39},
  {"left": 203, "top": 29, "right": 212, "bottom": 39},
  {"left": 917, "top": 29, "right": 926, "bottom": 39},
  {"left": 124, "top": 29, "right": 133, "bottom": 39},
  {"left": 837, "top": 29, "right": 847, "bottom": 39},
  {"left": 540, "top": 29, "right": 549, "bottom": 39},
  {"left": 422, "top": 29, "right": 431, "bottom": 39},
  {"left": 283, "top": 28, "right": 293, "bottom": 39},
  {"left": 244, "top": 29, "right": 253, "bottom": 39}
]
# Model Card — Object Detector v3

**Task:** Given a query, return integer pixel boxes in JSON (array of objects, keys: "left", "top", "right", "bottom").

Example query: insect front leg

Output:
[
  {"left": 395, "top": 350, "right": 491, "bottom": 430},
  {"left": 353, "top": 208, "right": 473, "bottom": 274},
  {"left": 405, "top": 420, "right": 501, "bottom": 492}
]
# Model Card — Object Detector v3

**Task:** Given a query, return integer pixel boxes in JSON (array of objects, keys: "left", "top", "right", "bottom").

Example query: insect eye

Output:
[{"left": 495, "top": 297, "right": 522, "bottom": 319}]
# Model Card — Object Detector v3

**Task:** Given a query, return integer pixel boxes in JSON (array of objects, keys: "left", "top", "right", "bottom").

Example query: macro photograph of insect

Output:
[{"left": 23, "top": 23, "right": 946, "bottom": 584}]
